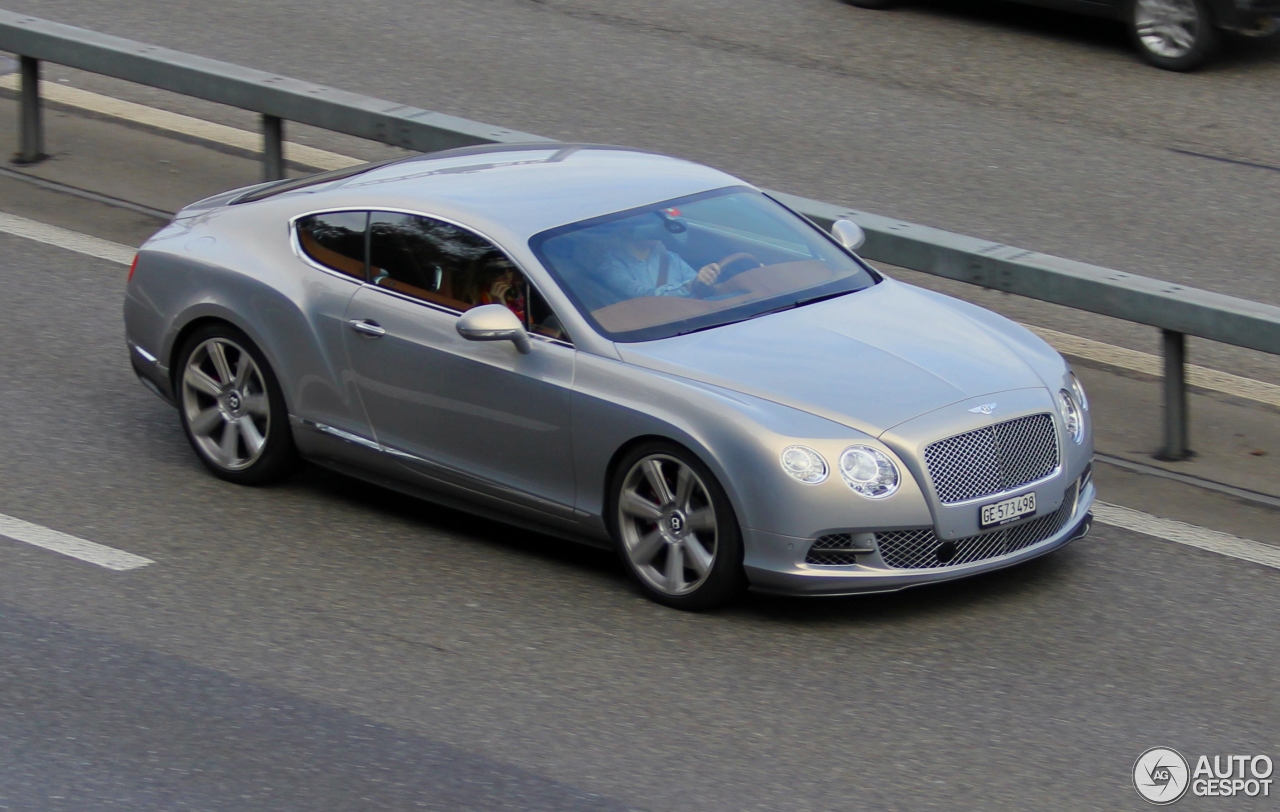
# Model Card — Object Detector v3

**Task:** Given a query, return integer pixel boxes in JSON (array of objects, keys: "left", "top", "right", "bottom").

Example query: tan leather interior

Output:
[
  {"left": 298, "top": 228, "right": 365, "bottom": 279},
  {"left": 373, "top": 275, "right": 470, "bottom": 312}
]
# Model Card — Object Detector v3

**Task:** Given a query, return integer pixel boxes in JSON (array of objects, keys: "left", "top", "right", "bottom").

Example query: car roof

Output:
[{"left": 277, "top": 143, "right": 746, "bottom": 239}]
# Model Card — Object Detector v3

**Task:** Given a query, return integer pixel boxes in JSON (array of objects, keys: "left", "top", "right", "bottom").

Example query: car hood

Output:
[{"left": 616, "top": 279, "right": 1053, "bottom": 437}]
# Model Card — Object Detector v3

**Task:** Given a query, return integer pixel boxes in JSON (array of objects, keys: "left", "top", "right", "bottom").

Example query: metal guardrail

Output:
[
  {"left": 4, "top": 9, "right": 1280, "bottom": 461},
  {"left": 0, "top": 9, "right": 551, "bottom": 171}
]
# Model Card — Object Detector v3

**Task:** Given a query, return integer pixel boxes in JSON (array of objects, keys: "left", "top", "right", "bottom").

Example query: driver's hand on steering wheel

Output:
[{"left": 695, "top": 262, "right": 721, "bottom": 287}]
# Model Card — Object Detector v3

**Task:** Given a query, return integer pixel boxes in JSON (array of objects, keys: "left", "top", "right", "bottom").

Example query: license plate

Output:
[{"left": 980, "top": 492, "right": 1036, "bottom": 528}]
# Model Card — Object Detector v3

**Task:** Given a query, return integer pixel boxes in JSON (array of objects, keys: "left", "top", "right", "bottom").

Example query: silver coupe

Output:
[{"left": 124, "top": 144, "right": 1095, "bottom": 609}]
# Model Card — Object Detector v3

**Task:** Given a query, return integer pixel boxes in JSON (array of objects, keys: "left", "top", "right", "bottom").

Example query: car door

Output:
[{"left": 342, "top": 210, "right": 577, "bottom": 518}]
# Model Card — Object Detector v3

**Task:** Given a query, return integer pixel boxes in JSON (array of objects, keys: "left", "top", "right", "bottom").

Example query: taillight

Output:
[{"left": 128, "top": 254, "right": 139, "bottom": 282}]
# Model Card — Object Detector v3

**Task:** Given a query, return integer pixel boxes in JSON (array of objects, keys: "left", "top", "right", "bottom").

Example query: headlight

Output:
[
  {"left": 779, "top": 445, "right": 828, "bottom": 484},
  {"left": 1068, "top": 372, "right": 1089, "bottom": 412},
  {"left": 1058, "top": 389, "right": 1085, "bottom": 444},
  {"left": 838, "top": 446, "right": 900, "bottom": 498}
]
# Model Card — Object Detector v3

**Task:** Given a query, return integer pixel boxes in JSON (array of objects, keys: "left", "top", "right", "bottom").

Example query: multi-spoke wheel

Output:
[
  {"left": 611, "top": 443, "right": 744, "bottom": 610},
  {"left": 177, "top": 324, "right": 295, "bottom": 484},
  {"left": 1130, "top": 0, "right": 1219, "bottom": 71}
]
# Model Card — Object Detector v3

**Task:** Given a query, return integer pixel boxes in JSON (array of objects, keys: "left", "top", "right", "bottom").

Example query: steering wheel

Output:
[
  {"left": 690, "top": 252, "right": 762, "bottom": 298},
  {"left": 715, "top": 252, "right": 763, "bottom": 278}
]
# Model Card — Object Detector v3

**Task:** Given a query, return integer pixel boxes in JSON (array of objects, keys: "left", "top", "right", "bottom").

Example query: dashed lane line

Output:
[
  {"left": 0, "top": 211, "right": 133, "bottom": 265},
  {"left": 1094, "top": 502, "right": 1280, "bottom": 571},
  {"left": 1025, "top": 325, "right": 1280, "bottom": 409},
  {"left": 0, "top": 512, "right": 154, "bottom": 571}
]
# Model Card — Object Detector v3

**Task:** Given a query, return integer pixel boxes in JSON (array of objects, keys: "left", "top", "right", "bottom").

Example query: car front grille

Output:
[
  {"left": 924, "top": 413, "right": 1059, "bottom": 504},
  {"left": 875, "top": 484, "right": 1078, "bottom": 570}
]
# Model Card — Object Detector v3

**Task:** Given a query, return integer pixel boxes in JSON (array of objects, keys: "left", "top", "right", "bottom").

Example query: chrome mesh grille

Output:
[
  {"left": 875, "top": 484, "right": 1077, "bottom": 570},
  {"left": 924, "top": 413, "right": 1059, "bottom": 504}
]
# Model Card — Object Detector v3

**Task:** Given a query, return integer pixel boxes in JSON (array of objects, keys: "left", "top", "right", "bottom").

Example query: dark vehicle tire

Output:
[
  {"left": 843, "top": 0, "right": 897, "bottom": 8},
  {"left": 1129, "top": 0, "right": 1220, "bottom": 71},
  {"left": 176, "top": 322, "right": 297, "bottom": 485},
  {"left": 609, "top": 441, "right": 746, "bottom": 611}
]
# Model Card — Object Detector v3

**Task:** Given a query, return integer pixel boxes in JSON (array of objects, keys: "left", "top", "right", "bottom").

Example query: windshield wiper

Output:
[
  {"left": 790, "top": 288, "right": 857, "bottom": 309},
  {"left": 744, "top": 288, "right": 856, "bottom": 321}
]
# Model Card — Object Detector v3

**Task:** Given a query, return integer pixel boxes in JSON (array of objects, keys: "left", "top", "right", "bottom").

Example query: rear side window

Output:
[{"left": 296, "top": 212, "right": 368, "bottom": 279}]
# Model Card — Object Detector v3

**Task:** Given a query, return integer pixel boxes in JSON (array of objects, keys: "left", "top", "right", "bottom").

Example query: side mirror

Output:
[
  {"left": 456, "top": 304, "right": 532, "bottom": 354},
  {"left": 831, "top": 219, "right": 866, "bottom": 252}
]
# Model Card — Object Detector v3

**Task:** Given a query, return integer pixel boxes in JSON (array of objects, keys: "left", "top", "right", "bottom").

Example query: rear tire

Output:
[
  {"left": 176, "top": 323, "right": 297, "bottom": 485},
  {"left": 1129, "top": 0, "right": 1220, "bottom": 71},
  {"left": 608, "top": 442, "right": 746, "bottom": 611}
]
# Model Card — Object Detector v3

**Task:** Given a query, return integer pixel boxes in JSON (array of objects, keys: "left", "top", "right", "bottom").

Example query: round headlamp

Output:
[
  {"left": 1058, "top": 389, "right": 1085, "bottom": 444},
  {"left": 779, "top": 445, "right": 828, "bottom": 484},
  {"left": 1068, "top": 371, "right": 1089, "bottom": 412},
  {"left": 838, "top": 445, "right": 900, "bottom": 499}
]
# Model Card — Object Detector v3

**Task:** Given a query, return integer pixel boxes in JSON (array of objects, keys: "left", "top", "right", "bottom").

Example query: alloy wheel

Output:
[
  {"left": 180, "top": 337, "right": 271, "bottom": 471},
  {"left": 617, "top": 454, "right": 719, "bottom": 597},
  {"left": 1134, "top": 0, "right": 1202, "bottom": 58}
]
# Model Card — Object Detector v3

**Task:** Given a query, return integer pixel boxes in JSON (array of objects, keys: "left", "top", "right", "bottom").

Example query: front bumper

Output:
[{"left": 743, "top": 476, "right": 1095, "bottom": 596}]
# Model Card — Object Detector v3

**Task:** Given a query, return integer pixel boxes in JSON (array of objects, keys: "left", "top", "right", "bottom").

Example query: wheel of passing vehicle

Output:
[
  {"left": 1129, "top": 0, "right": 1220, "bottom": 71},
  {"left": 842, "top": 0, "right": 897, "bottom": 8},
  {"left": 610, "top": 443, "right": 745, "bottom": 610},
  {"left": 177, "top": 323, "right": 296, "bottom": 484}
]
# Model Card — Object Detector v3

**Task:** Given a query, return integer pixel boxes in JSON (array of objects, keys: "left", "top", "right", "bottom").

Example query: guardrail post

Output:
[
  {"left": 261, "top": 114, "right": 284, "bottom": 181},
  {"left": 15, "top": 55, "right": 47, "bottom": 165},
  {"left": 1158, "top": 329, "right": 1190, "bottom": 461}
]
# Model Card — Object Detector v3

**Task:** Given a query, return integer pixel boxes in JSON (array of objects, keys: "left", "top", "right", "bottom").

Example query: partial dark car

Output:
[{"left": 845, "top": 0, "right": 1280, "bottom": 70}]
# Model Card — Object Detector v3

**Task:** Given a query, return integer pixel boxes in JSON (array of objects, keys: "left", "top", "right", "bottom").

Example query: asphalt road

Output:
[
  {"left": 2, "top": 3, "right": 1280, "bottom": 809},
  {"left": 1, "top": 234, "right": 1277, "bottom": 811}
]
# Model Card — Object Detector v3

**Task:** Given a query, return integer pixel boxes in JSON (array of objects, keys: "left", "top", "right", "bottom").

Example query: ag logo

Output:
[{"left": 1134, "top": 747, "right": 1190, "bottom": 805}]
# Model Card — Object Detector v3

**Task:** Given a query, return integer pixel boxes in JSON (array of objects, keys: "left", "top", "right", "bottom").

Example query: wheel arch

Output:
[{"left": 165, "top": 306, "right": 293, "bottom": 414}]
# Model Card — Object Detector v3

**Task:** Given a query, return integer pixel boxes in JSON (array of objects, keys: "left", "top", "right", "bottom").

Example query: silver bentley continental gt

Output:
[{"left": 124, "top": 143, "right": 1094, "bottom": 609}]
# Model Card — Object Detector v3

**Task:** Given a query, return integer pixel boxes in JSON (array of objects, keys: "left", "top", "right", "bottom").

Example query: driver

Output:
[{"left": 598, "top": 219, "right": 721, "bottom": 300}]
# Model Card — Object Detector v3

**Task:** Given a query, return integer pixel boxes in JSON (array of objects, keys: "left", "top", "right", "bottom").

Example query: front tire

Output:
[
  {"left": 609, "top": 442, "right": 745, "bottom": 610},
  {"left": 176, "top": 323, "right": 296, "bottom": 485},
  {"left": 1130, "top": 0, "right": 1220, "bottom": 71}
]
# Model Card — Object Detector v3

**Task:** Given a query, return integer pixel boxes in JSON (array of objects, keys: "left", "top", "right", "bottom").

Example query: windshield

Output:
[{"left": 530, "top": 187, "right": 878, "bottom": 342}]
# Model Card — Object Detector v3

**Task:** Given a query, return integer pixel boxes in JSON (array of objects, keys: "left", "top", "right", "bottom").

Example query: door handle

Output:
[{"left": 348, "top": 319, "right": 386, "bottom": 338}]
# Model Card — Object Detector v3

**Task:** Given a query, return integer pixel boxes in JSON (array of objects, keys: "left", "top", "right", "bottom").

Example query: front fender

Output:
[{"left": 570, "top": 353, "right": 934, "bottom": 541}]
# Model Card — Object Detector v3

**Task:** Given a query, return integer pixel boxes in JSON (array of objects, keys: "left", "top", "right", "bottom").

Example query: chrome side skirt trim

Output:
[
  {"left": 294, "top": 417, "right": 574, "bottom": 518},
  {"left": 297, "top": 418, "right": 382, "bottom": 451}
]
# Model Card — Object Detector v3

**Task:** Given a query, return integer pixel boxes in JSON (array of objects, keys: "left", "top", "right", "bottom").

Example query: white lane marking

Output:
[
  {"left": 3, "top": 82, "right": 1280, "bottom": 409},
  {"left": 0, "top": 512, "right": 154, "bottom": 571},
  {"left": 0, "top": 212, "right": 134, "bottom": 265},
  {"left": 1025, "top": 325, "right": 1280, "bottom": 409},
  {"left": 1094, "top": 501, "right": 1280, "bottom": 570},
  {"left": 0, "top": 76, "right": 362, "bottom": 172}
]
